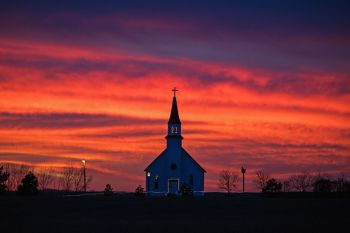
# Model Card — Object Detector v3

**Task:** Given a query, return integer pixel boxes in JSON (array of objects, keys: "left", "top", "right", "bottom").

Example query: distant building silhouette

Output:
[{"left": 144, "top": 89, "right": 206, "bottom": 196}]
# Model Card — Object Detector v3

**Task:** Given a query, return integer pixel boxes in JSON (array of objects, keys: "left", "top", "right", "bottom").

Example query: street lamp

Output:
[
  {"left": 241, "top": 166, "right": 246, "bottom": 193},
  {"left": 82, "top": 160, "right": 86, "bottom": 193}
]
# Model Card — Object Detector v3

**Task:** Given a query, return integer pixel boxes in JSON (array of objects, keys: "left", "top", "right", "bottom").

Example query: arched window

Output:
[
  {"left": 190, "top": 175, "right": 194, "bottom": 186},
  {"left": 154, "top": 176, "right": 159, "bottom": 189}
]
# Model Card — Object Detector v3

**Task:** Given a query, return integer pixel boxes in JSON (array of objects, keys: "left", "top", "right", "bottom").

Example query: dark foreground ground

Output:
[{"left": 1, "top": 193, "right": 349, "bottom": 233}]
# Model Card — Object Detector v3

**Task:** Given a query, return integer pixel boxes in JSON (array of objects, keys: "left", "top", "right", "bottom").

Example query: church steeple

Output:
[
  {"left": 167, "top": 88, "right": 182, "bottom": 138},
  {"left": 168, "top": 95, "right": 181, "bottom": 124}
]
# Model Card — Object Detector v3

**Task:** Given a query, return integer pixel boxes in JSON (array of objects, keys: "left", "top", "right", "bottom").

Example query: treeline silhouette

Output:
[
  {"left": 218, "top": 169, "right": 350, "bottom": 194},
  {"left": 253, "top": 170, "right": 350, "bottom": 193},
  {"left": 0, "top": 163, "right": 92, "bottom": 195}
]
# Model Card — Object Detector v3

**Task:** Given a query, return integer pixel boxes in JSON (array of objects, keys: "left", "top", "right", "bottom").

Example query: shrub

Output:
[
  {"left": 17, "top": 172, "right": 38, "bottom": 195},
  {"left": 313, "top": 178, "right": 333, "bottom": 192},
  {"left": 263, "top": 178, "right": 282, "bottom": 193},
  {"left": 104, "top": 184, "right": 113, "bottom": 196},
  {"left": 180, "top": 183, "right": 193, "bottom": 197},
  {"left": 135, "top": 185, "right": 145, "bottom": 196},
  {"left": 0, "top": 166, "right": 10, "bottom": 193}
]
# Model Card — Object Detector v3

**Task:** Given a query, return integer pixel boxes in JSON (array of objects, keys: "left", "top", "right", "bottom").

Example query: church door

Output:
[{"left": 168, "top": 179, "right": 179, "bottom": 195}]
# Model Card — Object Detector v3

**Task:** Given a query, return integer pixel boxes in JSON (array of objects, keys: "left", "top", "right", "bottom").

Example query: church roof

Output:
[
  {"left": 144, "top": 149, "right": 166, "bottom": 171},
  {"left": 168, "top": 96, "right": 181, "bottom": 124},
  {"left": 144, "top": 148, "right": 206, "bottom": 173},
  {"left": 181, "top": 148, "right": 206, "bottom": 173}
]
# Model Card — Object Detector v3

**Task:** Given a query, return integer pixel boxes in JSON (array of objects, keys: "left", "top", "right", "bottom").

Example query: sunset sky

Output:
[{"left": 0, "top": 0, "right": 350, "bottom": 191}]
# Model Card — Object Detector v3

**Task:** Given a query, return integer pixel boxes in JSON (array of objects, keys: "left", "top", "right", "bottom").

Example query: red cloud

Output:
[{"left": 1, "top": 35, "right": 349, "bottom": 192}]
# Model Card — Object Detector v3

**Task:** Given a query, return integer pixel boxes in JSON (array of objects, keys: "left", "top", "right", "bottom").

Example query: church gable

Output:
[
  {"left": 181, "top": 148, "right": 206, "bottom": 173},
  {"left": 144, "top": 148, "right": 205, "bottom": 174},
  {"left": 144, "top": 149, "right": 166, "bottom": 172}
]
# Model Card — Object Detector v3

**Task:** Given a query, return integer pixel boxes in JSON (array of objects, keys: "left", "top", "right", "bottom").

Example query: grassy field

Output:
[{"left": 1, "top": 193, "right": 349, "bottom": 233}]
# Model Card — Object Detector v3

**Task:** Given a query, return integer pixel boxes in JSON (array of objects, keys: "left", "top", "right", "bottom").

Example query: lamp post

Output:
[
  {"left": 82, "top": 160, "right": 86, "bottom": 193},
  {"left": 241, "top": 166, "right": 246, "bottom": 193}
]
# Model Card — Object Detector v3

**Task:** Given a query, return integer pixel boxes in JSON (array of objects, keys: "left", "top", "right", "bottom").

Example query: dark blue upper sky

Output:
[{"left": 1, "top": 0, "right": 350, "bottom": 90}]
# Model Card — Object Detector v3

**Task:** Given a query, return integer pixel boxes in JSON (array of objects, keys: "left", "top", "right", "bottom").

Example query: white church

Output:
[{"left": 144, "top": 88, "right": 206, "bottom": 196}]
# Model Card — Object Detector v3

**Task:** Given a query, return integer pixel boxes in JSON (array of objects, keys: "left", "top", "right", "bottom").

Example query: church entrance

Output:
[{"left": 168, "top": 179, "right": 179, "bottom": 195}]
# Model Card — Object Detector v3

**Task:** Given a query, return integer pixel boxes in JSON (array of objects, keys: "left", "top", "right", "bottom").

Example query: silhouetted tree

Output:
[
  {"left": 73, "top": 167, "right": 84, "bottom": 192},
  {"left": 313, "top": 178, "right": 333, "bottom": 192},
  {"left": 263, "top": 178, "right": 282, "bottom": 193},
  {"left": 287, "top": 172, "right": 313, "bottom": 192},
  {"left": 104, "top": 184, "right": 113, "bottom": 196},
  {"left": 218, "top": 170, "right": 239, "bottom": 194},
  {"left": 253, "top": 170, "right": 270, "bottom": 192},
  {"left": 37, "top": 168, "right": 55, "bottom": 191},
  {"left": 135, "top": 185, "right": 145, "bottom": 196},
  {"left": 0, "top": 166, "right": 10, "bottom": 193},
  {"left": 335, "top": 173, "right": 348, "bottom": 192},
  {"left": 283, "top": 180, "right": 291, "bottom": 192},
  {"left": 17, "top": 172, "right": 38, "bottom": 195},
  {"left": 85, "top": 175, "right": 93, "bottom": 192},
  {"left": 60, "top": 166, "right": 75, "bottom": 192},
  {"left": 344, "top": 181, "right": 350, "bottom": 193},
  {"left": 59, "top": 165, "right": 93, "bottom": 192},
  {"left": 1, "top": 163, "right": 31, "bottom": 191}
]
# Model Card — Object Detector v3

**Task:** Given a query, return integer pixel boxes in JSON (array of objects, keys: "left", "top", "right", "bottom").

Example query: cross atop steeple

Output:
[
  {"left": 172, "top": 87, "right": 178, "bottom": 97},
  {"left": 168, "top": 88, "right": 181, "bottom": 124}
]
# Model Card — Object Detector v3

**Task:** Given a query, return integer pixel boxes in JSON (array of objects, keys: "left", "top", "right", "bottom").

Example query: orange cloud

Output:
[{"left": 0, "top": 36, "right": 349, "bottom": 192}]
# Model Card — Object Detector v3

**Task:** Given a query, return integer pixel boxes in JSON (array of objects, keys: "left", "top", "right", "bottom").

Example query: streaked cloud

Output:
[{"left": 0, "top": 0, "right": 349, "bottom": 191}]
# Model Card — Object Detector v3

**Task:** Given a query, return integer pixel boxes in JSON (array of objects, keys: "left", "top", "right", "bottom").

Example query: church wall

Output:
[
  {"left": 166, "top": 138, "right": 182, "bottom": 181},
  {"left": 146, "top": 149, "right": 205, "bottom": 196},
  {"left": 181, "top": 153, "right": 204, "bottom": 195},
  {"left": 146, "top": 154, "right": 168, "bottom": 196}
]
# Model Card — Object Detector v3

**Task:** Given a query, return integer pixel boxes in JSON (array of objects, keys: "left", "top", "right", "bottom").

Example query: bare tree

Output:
[
  {"left": 37, "top": 168, "right": 55, "bottom": 191},
  {"left": 72, "top": 167, "right": 84, "bottom": 192},
  {"left": 59, "top": 165, "right": 93, "bottom": 192},
  {"left": 287, "top": 171, "right": 314, "bottom": 192},
  {"left": 336, "top": 173, "right": 347, "bottom": 192},
  {"left": 54, "top": 176, "right": 62, "bottom": 191},
  {"left": 60, "top": 166, "right": 75, "bottom": 192},
  {"left": 253, "top": 170, "right": 270, "bottom": 192},
  {"left": 218, "top": 170, "right": 239, "bottom": 194},
  {"left": 283, "top": 180, "right": 291, "bottom": 192},
  {"left": 85, "top": 175, "right": 93, "bottom": 191}
]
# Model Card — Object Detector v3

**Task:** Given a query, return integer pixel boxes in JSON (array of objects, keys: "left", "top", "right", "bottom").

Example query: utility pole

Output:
[
  {"left": 82, "top": 160, "right": 86, "bottom": 193},
  {"left": 241, "top": 166, "right": 246, "bottom": 193}
]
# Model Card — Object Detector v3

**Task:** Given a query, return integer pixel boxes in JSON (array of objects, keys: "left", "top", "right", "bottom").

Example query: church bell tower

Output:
[{"left": 166, "top": 88, "right": 183, "bottom": 149}]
